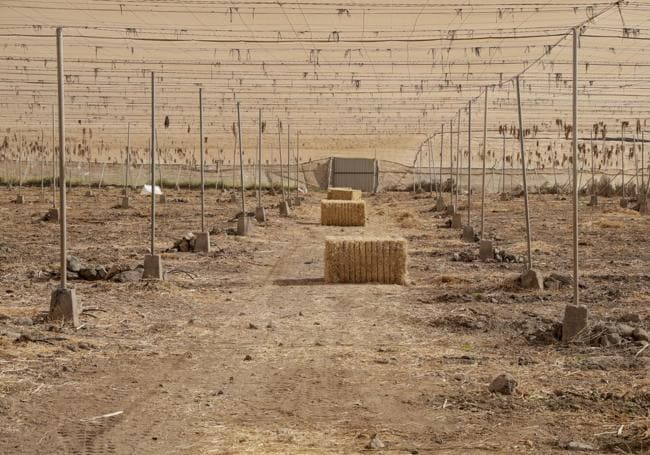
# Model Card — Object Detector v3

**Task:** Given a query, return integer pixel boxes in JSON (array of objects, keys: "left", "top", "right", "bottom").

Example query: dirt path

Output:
[{"left": 1, "top": 187, "right": 649, "bottom": 454}]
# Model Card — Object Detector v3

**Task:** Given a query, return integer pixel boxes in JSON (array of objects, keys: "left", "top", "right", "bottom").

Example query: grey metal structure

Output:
[{"left": 330, "top": 157, "right": 378, "bottom": 192}]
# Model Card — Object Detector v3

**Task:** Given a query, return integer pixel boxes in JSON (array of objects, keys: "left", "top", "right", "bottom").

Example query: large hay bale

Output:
[
  {"left": 321, "top": 200, "right": 366, "bottom": 226},
  {"left": 324, "top": 237, "right": 408, "bottom": 285},
  {"left": 327, "top": 187, "right": 362, "bottom": 201}
]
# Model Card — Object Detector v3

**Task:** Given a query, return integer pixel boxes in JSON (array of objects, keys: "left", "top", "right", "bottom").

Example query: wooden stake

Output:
[{"left": 515, "top": 76, "right": 533, "bottom": 269}]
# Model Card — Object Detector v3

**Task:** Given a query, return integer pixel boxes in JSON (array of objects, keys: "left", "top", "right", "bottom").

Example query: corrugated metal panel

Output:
[{"left": 332, "top": 157, "right": 377, "bottom": 192}]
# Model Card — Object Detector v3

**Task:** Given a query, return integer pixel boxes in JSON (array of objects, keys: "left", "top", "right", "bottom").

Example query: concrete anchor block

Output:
[
  {"left": 50, "top": 287, "right": 80, "bottom": 327},
  {"left": 562, "top": 304, "right": 589, "bottom": 343},
  {"left": 279, "top": 201, "right": 291, "bottom": 217},
  {"left": 619, "top": 198, "right": 628, "bottom": 208},
  {"left": 479, "top": 240, "right": 495, "bottom": 261},
  {"left": 451, "top": 213, "right": 462, "bottom": 229},
  {"left": 142, "top": 254, "right": 163, "bottom": 280},
  {"left": 519, "top": 269, "right": 544, "bottom": 290},
  {"left": 499, "top": 193, "right": 511, "bottom": 201},
  {"left": 159, "top": 194, "right": 166, "bottom": 204},
  {"left": 435, "top": 196, "right": 446, "bottom": 212},
  {"left": 121, "top": 196, "right": 130, "bottom": 209},
  {"left": 255, "top": 206, "right": 267, "bottom": 222},
  {"left": 446, "top": 204, "right": 457, "bottom": 216},
  {"left": 230, "top": 192, "right": 238, "bottom": 203},
  {"left": 462, "top": 225, "right": 476, "bottom": 243},
  {"left": 293, "top": 196, "right": 302, "bottom": 207},
  {"left": 15, "top": 195, "right": 25, "bottom": 204},
  {"left": 194, "top": 232, "right": 210, "bottom": 253},
  {"left": 85, "top": 190, "right": 95, "bottom": 197},
  {"left": 46, "top": 208, "right": 59, "bottom": 222},
  {"left": 640, "top": 201, "right": 648, "bottom": 215},
  {"left": 237, "top": 216, "right": 253, "bottom": 236}
]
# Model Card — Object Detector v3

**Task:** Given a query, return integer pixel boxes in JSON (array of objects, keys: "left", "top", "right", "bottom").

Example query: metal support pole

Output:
[
  {"left": 150, "top": 72, "right": 156, "bottom": 256},
  {"left": 439, "top": 124, "right": 444, "bottom": 196},
  {"left": 287, "top": 124, "right": 291, "bottom": 195},
  {"left": 621, "top": 122, "right": 625, "bottom": 198},
  {"left": 258, "top": 109, "right": 262, "bottom": 206},
  {"left": 296, "top": 131, "right": 300, "bottom": 196},
  {"left": 642, "top": 130, "right": 645, "bottom": 195},
  {"left": 515, "top": 76, "right": 533, "bottom": 269},
  {"left": 449, "top": 119, "right": 454, "bottom": 204},
  {"left": 278, "top": 120, "right": 285, "bottom": 201},
  {"left": 571, "top": 28, "right": 579, "bottom": 306},
  {"left": 501, "top": 135, "right": 506, "bottom": 194},
  {"left": 427, "top": 138, "right": 433, "bottom": 195},
  {"left": 236, "top": 102, "right": 246, "bottom": 215},
  {"left": 456, "top": 110, "right": 461, "bottom": 206},
  {"left": 56, "top": 28, "right": 67, "bottom": 289},
  {"left": 125, "top": 123, "right": 130, "bottom": 195},
  {"left": 481, "top": 89, "right": 488, "bottom": 238},
  {"left": 467, "top": 101, "right": 472, "bottom": 225},
  {"left": 51, "top": 104, "right": 56, "bottom": 208},
  {"left": 199, "top": 88, "right": 205, "bottom": 232}
]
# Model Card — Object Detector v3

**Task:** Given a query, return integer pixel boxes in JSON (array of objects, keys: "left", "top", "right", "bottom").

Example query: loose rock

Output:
[
  {"left": 488, "top": 373, "right": 517, "bottom": 395},
  {"left": 365, "top": 434, "right": 385, "bottom": 450}
]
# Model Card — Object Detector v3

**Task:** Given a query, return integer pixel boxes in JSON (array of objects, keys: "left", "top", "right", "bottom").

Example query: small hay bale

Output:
[
  {"left": 321, "top": 200, "right": 366, "bottom": 226},
  {"left": 327, "top": 187, "right": 362, "bottom": 200},
  {"left": 324, "top": 237, "right": 407, "bottom": 285}
]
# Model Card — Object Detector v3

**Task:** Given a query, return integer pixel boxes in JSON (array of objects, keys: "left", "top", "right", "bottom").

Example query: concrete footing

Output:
[
  {"left": 15, "top": 195, "right": 25, "bottom": 204},
  {"left": 159, "top": 194, "right": 166, "bottom": 204},
  {"left": 479, "top": 240, "right": 495, "bottom": 261},
  {"left": 230, "top": 192, "right": 238, "bottom": 203},
  {"left": 519, "top": 269, "right": 544, "bottom": 290},
  {"left": 499, "top": 193, "right": 511, "bottom": 201},
  {"left": 279, "top": 201, "right": 291, "bottom": 217},
  {"left": 237, "top": 216, "right": 253, "bottom": 236},
  {"left": 451, "top": 213, "right": 462, "bottom": 229},
  {"left": 121, "top": 196, "right": 130, "bottom": 209},
  {"left": 85, "top": 190, "right": 95, "bottom": 197},
  {"left": 194, "top": 232, "right": 210, "bottom": 253},
  {"left": 142, "top": 254, "right": 163, "bottom": 280},
  {"left": 562, "top": 304, "right": 589, "bottom": 343},
  {"left": 446, "top": 204, "right": 457, "bottom": 216},
  {"left": 462, "top": 225, "right": 476, "bottom": 243},
  {"left": 435, "top": 196, "right": 446, "bottom": 212},
  {"left": 50, "top": 287, "right": 80, "bottom": 327},
  {"left": 255, "top": 206, "right": 267, "bottom": 222},
  {"left": 619, "top": 198, "right": 628, "bottom": 208},
  {"left": 640, "top": 201, "right": 648, "bottom": 215},
  {"left": 293, "top": 196, "right": 302, "bottom": 207}
]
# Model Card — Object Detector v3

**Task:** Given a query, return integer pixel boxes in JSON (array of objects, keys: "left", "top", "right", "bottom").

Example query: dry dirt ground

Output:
[{"left": 0, "top": 186, "right": 649, "bottom": 454}]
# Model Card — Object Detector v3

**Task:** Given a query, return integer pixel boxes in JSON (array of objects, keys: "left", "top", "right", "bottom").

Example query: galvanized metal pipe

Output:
[
  {"left": 515, "top": 76, "right": 533, "bottom": 269},
  {"left": 56, "top": 27, "right": 67, "bottom": 289}
]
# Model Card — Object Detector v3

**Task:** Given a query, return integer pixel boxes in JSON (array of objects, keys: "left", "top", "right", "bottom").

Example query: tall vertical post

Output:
[
  {"left": 40, "top": 129, "right": 45, "bottom": 201},
  {"left": 57, "top": 28, "right": 67, "bottom": 289},
  {"left": 126, "top": 123, "right": 130, "bottom": 194},
  {"left": 571, "top": 27, "right": 579, "bottom": 307},
  {"left": 51, "top": 104, "right": 56, "bottom": 208},
  {"left": 515, "top": 76, "right": 533, "bottom": 269},
  {"left": 287, "top": 124, "right": 291, "bottom": 197},
  {"left": 501, "top": 135, "right": 506, "bottom": 194},
  {"left": 236, "top": 102, "right": 245, "bottom": 216},
  {"left": 467, "top": 100, "right": 472, "bottom": 225},
  {"left": 199, "top": 88, "right": 205, "bottom": 232},
  {"left": 296, "top": 131, "right": 300, "bottom": 200},
  {"left": 621, "top": 121, "right": 626, "bottom": 201},
  {"left": 427, "top": 138, "right": 433, "bottom": 195},
  {"left": 439, "top": 124, "right": 444, "bottom": 197},
  {"left": 278, "top": 120, "right": 285, "bottom": 202},
  {"left": 150, "top": 73, "right": 156, "bottom": 255},
  {"left": 456, "top": 110, "right": 461, "bottom": 206},
  {"left": 258, "top": 109, "right": 262, "bottom": 207},
  {"left": 449, "top": 119, "right": 454, "bottom": 206},
  {"left": 480, "top": 89, "right": 488, "bottom": 238},
  {"left": 642, "top": 130, "right": 645, "bottom": 196},
  {"left": 49, "top": 27, "right": 80, "bottom": 326},
  {"left": 562, "top": 27, "right": 588, "bottom": 342}
]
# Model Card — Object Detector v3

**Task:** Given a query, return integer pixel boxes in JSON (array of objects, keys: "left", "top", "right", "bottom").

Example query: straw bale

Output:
[
  {"left": 321, "top": 200, "right": 366, "bottom": 226},
  {"left": 327, "top": 187, "right": 362, "bottom": 200},
  {"left": 324, "top": 237, "right": 407, "bottom": 284}
]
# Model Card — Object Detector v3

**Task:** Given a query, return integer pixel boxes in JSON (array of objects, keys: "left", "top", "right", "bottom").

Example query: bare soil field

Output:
[{"left": 0, "top": 187, "right": 648, "bottom": 454}]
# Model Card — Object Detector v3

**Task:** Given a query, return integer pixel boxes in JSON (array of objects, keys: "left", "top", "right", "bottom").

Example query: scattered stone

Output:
[
  {"left": 618, "top": 313, "right": 641, "bottom": 323},
  {"left": 12, "top": 316, "right": 33, "bottom": 326},
  {"left": 488, "top": 373, "right": 517, "bottom": 395},
  {"left": 451, "top": 251, "right": 476, "bottom": 262},
  {"left": 95, "top": 265, "right": 108, "bottom": 280},
  {"left": 616, "top": 323, "right": 635, "bottom": 338},
  {"left": 112, "top": 269, "right": 143, "bottom": 283},
  {"left": 365, "top": 434, "right": 385, "bottom": 450},
  {"left": 248, "top": 323, "right": 258, "bottom": 330},
  {"left": 632, "top": 327, "right": 649, "bottom": 342},
  {"left": 561, "top": 441, "right": 596, "bottom": 451},
  {"left": 243, "top": 354, "right": 252, "bottom": 361},
  {"left": 79, "top": 268, "right": 99, "bottom": 281},
  {"left": 519, "top": 269, "right": 544, "bottom": 290},
  {"left": 66, "top": 256, "right": 82, "bottom": 273}
]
